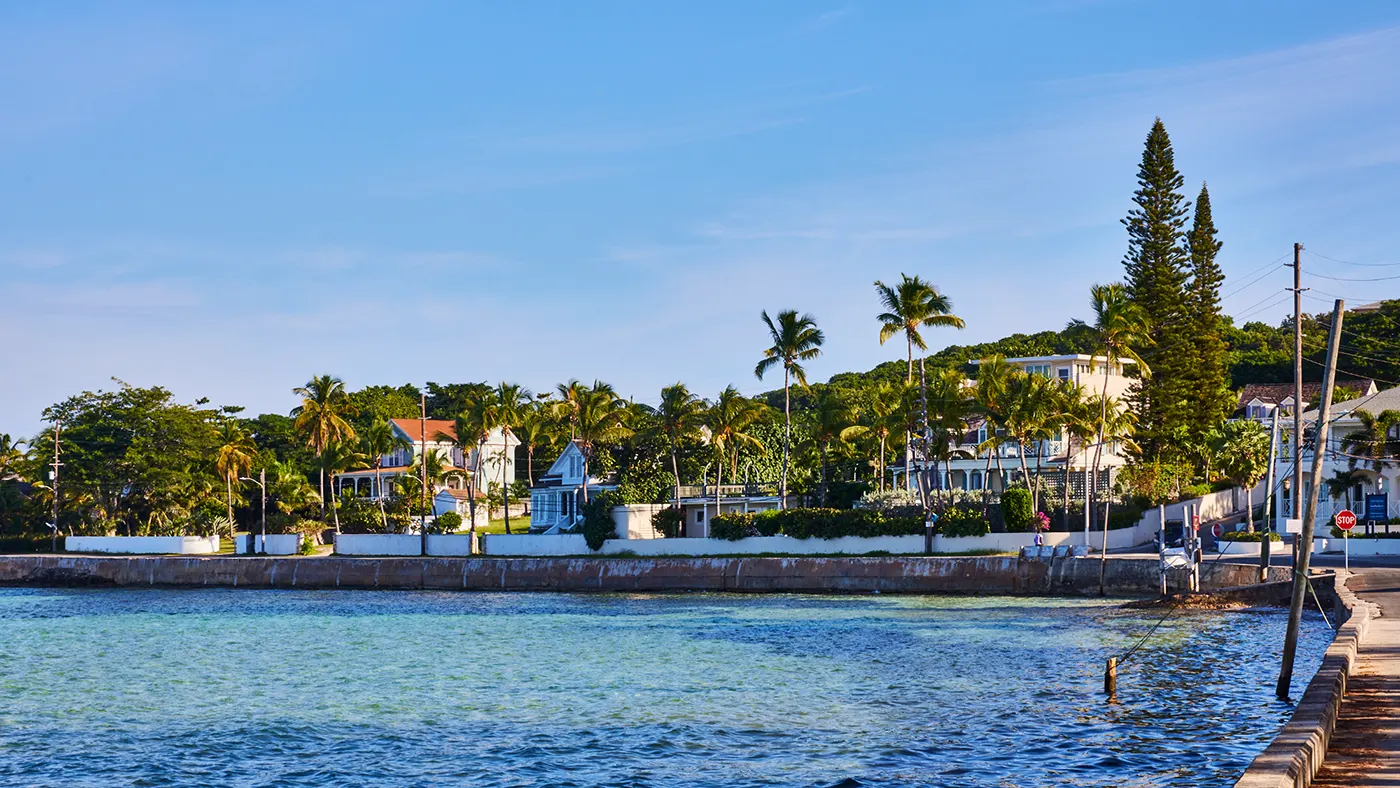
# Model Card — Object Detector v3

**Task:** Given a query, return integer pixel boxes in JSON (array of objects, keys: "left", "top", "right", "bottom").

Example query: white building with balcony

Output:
[{"left": 904, "top": 354, "right": 1137, "bottom": 497}]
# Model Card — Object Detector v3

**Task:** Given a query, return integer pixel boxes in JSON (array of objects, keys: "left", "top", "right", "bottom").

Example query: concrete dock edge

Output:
[{"left": 1234, "top": 571, "right": 1376, "bottom": 788}]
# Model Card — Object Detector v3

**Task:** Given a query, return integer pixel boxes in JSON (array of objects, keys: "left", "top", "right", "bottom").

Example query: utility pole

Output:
[
  {"left": 1261, "top": 413, "right": 1280, "bottom": 583},
  {"left": 420, "top": 393, "right": 429, "bottom": 557},
  {"left": 1277, "top": 298, "right": 1343, "bottom": 700},
  {"left": 49, "top": 419, "right": 62, "bottom": 553},
  {"left": 1290, "top": 243, "right": 1306, "bottom": 526},
  {"left": 259, "top": 467, "right": 267, "bottom": 555}
]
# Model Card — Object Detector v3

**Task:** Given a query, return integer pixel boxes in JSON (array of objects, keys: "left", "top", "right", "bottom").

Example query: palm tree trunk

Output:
[
  {"left": 376, "top": 464, "right": 388, "bottom": 532},
  {"left": 714, "top": 452, "right": 722, "bottom": 524},
  {"left": 878, "top": 434, "right": 886, "bottom": 492},
  {"left": 781, "top": 369, "right": 791, "bottom": 508},
  {"left": 318, "top": 463, "right": 326, "bottom": 520},
  {"left": 330, "top": 473, "right": 341, "bottom": 534},
  {"left": 670, "top": 438, "right": 682, "bottom": 503},
  {"left": 501, "top": 436, "right": 512, "bottom": 535},
  {"left": 982, "top": 449, "right": 994, "bottom": 516},
  {"left": 1062, "top": 452, "right": 1072, "bottom": 531},
  {"left": 820, "top": 443, "right": 829, "bottom": 507},
  {"left": 226, "top": 476, "right": 234, "bottom": 530},
  {"left": 1091, "top": 361, "right": 1112, "bottom": 535},
  {"left": 905, "top": 336, "right": 914, "bottom": 491}
]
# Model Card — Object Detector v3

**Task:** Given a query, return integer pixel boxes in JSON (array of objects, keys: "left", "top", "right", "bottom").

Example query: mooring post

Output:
[{"left": 1104, "top": 656, "right": 1117, "bottom": 697}]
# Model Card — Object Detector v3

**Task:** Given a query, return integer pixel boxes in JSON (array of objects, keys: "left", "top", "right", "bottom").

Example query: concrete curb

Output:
[{"left": 1234, "top": 571, "right": 1377, "bottom": 788}]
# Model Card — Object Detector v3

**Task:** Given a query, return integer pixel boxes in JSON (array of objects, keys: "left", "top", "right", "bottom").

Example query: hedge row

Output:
[{"left": 709, "top": 508, "right": 923, "bottom": 541}]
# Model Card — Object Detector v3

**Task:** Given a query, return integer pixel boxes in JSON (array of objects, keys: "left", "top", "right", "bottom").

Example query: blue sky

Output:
[{"left": 4, "top": 1, "right": 1400, "bottom": 437}]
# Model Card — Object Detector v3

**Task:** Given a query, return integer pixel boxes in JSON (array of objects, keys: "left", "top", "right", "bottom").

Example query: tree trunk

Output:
[
  {"left": 1245, "top": 486, "right": 1254, "bottom": 533},
  {"left": 330, "top": 473, "right": 341, "bottom": 534},
  {"left": 1062, "top": 453, "right": 1072, "bottom": 531},
  {"left": 376, "top": 464, "right": 388, "bottom": 532},
  {"left": 1098, "top": 496, "right": 1113, "bottom": 595},
  {"left": 781, "top": 369, "right": 791, "bottom": 508},
  {"left": 670, "top": 438, "right": 682, "bottom": 503},
  {"left": 501, "top": 434, "right": 512, "bottom": 535},
  {"left": 226, "top": 476, "right": 235, "bottom": 535},
  {"left": 905, "top": 336, "right": 914, "bottom": 491},
  {"left": 318, "top": 463, "right": 326, "bottom": 521},
  {"left": 1090, "top": 360, "right": 1113, "bottom": 534},
  {"left": 982, "top": 449, "right": 994, "bottom": 517},
  {"left": 878, "top": 434, "right": 887, "bottom": 492},
  {"left": 820, "top": 443, "right": 829, "bottom": 507}
]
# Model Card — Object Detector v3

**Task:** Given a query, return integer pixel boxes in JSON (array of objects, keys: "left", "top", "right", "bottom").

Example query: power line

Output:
[
  {"left": 1306, "top": 250, "right": 1400, "bottom": 268},
  {"left": 1222, "top": 260, "right": 1290, "bottom": 300},
  {"left": 1235, "top": 292, "right": 1292, "bottom": 322},
  {"left": 1304, "top": 270, "right": 1400, "bottom": 283}
]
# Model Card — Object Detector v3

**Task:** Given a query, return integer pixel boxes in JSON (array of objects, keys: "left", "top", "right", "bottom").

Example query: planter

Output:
[
  {"left": 235, "top": 534, "right": 301, "bottom": 555},
  {"left": 65, "top": 536, "right": 220, "bottom": 555}
]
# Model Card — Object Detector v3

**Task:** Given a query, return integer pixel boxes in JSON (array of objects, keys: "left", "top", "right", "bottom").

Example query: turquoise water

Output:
[{"left": 0, "top": 589, "right": 1329, "bottom": 787}]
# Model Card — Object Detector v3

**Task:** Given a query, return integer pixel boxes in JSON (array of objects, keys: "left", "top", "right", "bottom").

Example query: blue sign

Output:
[{"left": 1366, "top": 493, "right": 1388, "bottom": 523}]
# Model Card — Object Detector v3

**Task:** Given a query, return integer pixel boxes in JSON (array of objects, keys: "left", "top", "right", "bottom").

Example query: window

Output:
[
  {"left": 1077, "top": 364, "right": 1090, "bottom": 374},
  {"left": 568, "top": 455, "right": 583, "bottom": 478},
  {"left": 1057, "top": 367, "right": 1071, "bottom": 380},
  {"left": 1025, "top": 364, "right": 1051, "bottom": 378},
  {"left": 970, "top": 471, "right": 983, "bottom": 490},
  {"left": 696, "top": 509, "right": 705, "bottom": 523}
]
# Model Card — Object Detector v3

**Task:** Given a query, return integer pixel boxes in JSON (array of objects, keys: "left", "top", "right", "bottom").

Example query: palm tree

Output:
[
  {"left": 863, "top": 382, "right": 901, "bottom": 492},
  {"left": 1067, "top": 283, "right": 1151, "bottom": 532},
  {"left": 213, "top": 422, "right": 256, "bottom": 538},
  {"left": 1326, "top": 469, "right": 1368, "bottom": 512},
  {"left": 513, "top": 403, "right": 551, "bottom": 509},
  {"left": 442, "top": 400, "right": 493, "bottom": 533},
  {"left": 1340, "top": 409, "right": 1400, "bottom": 472},
  {"left": 359, "top": 417, "right": 410, "bottom": 531},
  {"left": 999, "top": 371, "right": 1062, "bottom": 512},
  {"left": 555, "top": 379, "right": 596, "bottom": 440},
  {"left": 655, "top": 383, "right": 707, "bottom": 502},
  {"left": 267, "top": 460, "right": 321, "bottom": 519},
  {"left": 804, "top": 387, "right": 863, "bottom": 506},
  {"left": 291, "top": 375, "right": 358, "bottom": 520},
  {"left": 1213, "top": 419, "right": 1272, "bottom": 532},
  {"left": 0, "top": 434, "right": 23, "bottom": 480},
  {"left": 755, "top": 309, "right": 824, "bottom": 507},
  {"left": 875, "top": 275, "right": 965, "bottom": 489},
  {"left": 1059, "top": 386, "right": 1096, "bottom": 529},
  {"left": 922, "top": 368, "right": 973, "bottom": 509},
  {"left": 972, "top": 356, "right": 1017, "bottom": 509},
  {"left": 705, "top": 386, "right": 767, "bottom": 512},
  {"left": 493, "top": 382, "right": 530, "bottom": 534},
  {"left": 574, "top": 383, "right": 633, "bottom": 504},
  {"left": 321, "top": 440, "right": 368, "bottom": 534}
]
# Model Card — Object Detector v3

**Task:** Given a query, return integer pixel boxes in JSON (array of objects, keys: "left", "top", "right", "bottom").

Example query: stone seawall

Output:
[{"left": 0, "top": 555, "right": 1290, "bottom": 595}]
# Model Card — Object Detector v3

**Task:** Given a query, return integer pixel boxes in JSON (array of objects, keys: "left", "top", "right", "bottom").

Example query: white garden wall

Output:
[
  {"left": 65, "top": 536, "right": 220, "bottom": 555},
  {"left": 1338, "top": 537, "right": 1400, "bottom": 556},
  {"left": 1137, "top": 481, "right": 1266, "bottom": 531},
  {"left": 334, "top": 533, "right": 476, "bottom": 556},
  {"left": 482, "top": 534, "right": 590, "bottom": 555},
  {"left": 235, "top": 534, "right": 300, "bottom": 555}
]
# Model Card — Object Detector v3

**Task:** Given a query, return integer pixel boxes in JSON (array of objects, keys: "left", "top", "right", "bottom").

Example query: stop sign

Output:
[
  {"left": 1211, "top": 522, "right": 1224, "bottom": 539},
  {"left": 1336, "top": 510, "right": 1357, "bottom": 531}
]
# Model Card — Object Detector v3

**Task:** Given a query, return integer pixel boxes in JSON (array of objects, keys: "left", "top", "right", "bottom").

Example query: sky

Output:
[{"left": 4, "top": 1, "right": 1400, "bottom": 438}]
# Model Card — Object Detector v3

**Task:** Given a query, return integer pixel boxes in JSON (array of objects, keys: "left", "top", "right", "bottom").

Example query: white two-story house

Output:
[
  {"left": 1278, "top": 384, "right": 1400, "bottom": 531},
  {"left": 333, "top": 418, "right": 519, "bottom": 520},
  {"left": 527, "top": 441, "right": 618, "bottom": 533}
]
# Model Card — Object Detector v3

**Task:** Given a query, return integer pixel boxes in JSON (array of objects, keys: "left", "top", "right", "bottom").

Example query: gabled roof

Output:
[
  {"left": 392, "top": 418, "right": 458, "bottom": 443},
  {"left": 1306, "top": 384, "right": 1400, "bottom": 421},
  {"left": 1239, "top": 379, "right": 1378, "bottom": 410}
]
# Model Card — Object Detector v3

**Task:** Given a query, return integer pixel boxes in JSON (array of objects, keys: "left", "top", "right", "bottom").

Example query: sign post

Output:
[{"left": 1336, "top": 509, "right": 1356, "bottom": 570}]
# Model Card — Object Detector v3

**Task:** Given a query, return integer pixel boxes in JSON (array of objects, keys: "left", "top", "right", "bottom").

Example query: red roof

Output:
[{"left": 392, "top": 418, "right": 458, "bottom": 443}]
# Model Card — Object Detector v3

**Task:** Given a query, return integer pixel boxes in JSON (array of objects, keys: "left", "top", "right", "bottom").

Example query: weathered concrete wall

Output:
[{"left": 0, "top": 555, "right": 1288, "bottom": 595}]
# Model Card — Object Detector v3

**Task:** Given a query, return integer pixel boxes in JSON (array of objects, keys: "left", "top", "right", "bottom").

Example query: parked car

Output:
[{"left": 1153, "top": 519, "right": 1185, "bottom": 550}]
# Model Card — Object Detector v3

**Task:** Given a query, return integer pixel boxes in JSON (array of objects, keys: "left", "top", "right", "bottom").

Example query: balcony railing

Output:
[{"left": 674, "top": 483, "right": 780, "bottom": 500}]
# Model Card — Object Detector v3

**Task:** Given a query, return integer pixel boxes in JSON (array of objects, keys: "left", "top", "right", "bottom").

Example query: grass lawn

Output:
[{"left": 477, "top": 518, "right": 530, "bottom": 535}]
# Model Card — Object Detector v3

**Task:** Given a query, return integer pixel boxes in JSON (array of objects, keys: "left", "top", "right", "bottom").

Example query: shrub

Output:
[
  {"left": 652, "top": 507, "right": 684, "bottom": 539},
  {"left": 581, "top": 491, "right": 619, "bottom": 551},
  {"left": 1106, "top": 505, "right": 1145, "bottom": 530},
  {"left": 710, "top": 508, "right": 922, "bottom": 541},
  {"left": 938, "top": 506, "right": 991, "bottom": 538},
  {"left": 1001, "top": 488, "right": 1033, "bottom": 532},
  {"left": 299, "top": 535, "right": 316, "bottom": 555},
  {"left": 710, "top": 512, "right": 757, "bottom": 541},
  {"left": 1222, "top": 531, "right": 1282, "bottom": 542},
  {"left": 436, "top": 511, "right": 463, "bottom": 531}
]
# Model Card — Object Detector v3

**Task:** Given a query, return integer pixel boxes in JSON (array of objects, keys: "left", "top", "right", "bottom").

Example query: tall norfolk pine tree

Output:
[
  {"left": 1121, "top": 118, "right": 1195, "bottom": 458},
  {"left": 1186, "top": 183, "right": 1233, "bottom": 433}
]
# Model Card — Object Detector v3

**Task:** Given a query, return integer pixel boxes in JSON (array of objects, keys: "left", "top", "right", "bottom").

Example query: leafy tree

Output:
[
  {"left": 346, "top": 384, "right": 421, "bottom": 431},
  {"left": 291, "top": 375, "right": 358, "bottom": 520},
  {"left": 573, "top": 382, "right": 633, "bottom": 503},
  {"left": 442, "top": 399, "right": 493, "bottom": 533},
  {"left": 1185, "top": 183, "right": 1232, "bottom": 435},
  {"left": 321, "top": 440, "right": 368, "bottom": 533},
  {"left": 513, "top": 401, "right": 551, "bottom": 489},
  {"left": 702, "top": 386, "right": 767, "bottom": 514},
  {"left": 755, "top": 309, "right": 824, "bottom": 506},
  {"left": 998, "top": 371, "right": 1061, "bottom": 512},
  {"left": 425, "top": 381, "right": 492, "bottom": 421},
  {"left": 875, "top": 274, "right": 965, "bottom": 490},
  {"left": 1121, "top": 118, "right": 1193, "bottom": 458},
  {"left": 859, "top": 381, "right": 902, "bottom": 492},
  {"left": 800, "top": 387, "right": 864, "bottom": 507},
  {"left": 492, "top": 382, "right": 531, "bottom": 533}
]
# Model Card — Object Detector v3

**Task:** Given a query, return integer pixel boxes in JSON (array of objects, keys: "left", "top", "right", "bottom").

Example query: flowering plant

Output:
[{"left": 1032, "top": 512, "right": 1051, "bottom": 532}]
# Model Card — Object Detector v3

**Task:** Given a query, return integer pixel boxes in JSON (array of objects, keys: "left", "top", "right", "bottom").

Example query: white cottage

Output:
[{"left": 527, "top": 441, "right": 617, "bottom": 534}]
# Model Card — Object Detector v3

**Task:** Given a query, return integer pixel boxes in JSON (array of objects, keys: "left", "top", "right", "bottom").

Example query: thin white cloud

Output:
[{"left": 798, "top": 8, "right": 853, "bottom": 34}]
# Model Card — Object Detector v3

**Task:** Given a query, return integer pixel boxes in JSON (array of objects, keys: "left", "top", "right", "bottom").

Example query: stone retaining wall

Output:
[
  {"left": 1234, "top": 571, "right": 1374, "bottom": 788},
  {"left": 0, "top": 555, "right": 1286, "bottom": 595}
]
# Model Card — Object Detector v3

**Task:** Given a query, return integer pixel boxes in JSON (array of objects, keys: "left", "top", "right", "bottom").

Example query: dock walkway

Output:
[{"left": 1313, "top": 568, "right": 1400, "bottom": 787}]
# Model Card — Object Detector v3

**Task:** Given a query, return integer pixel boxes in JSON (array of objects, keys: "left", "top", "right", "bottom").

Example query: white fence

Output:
[
  {"left": 65, "top": 536, "right": 221, "bottom": 555},
  {"left": 235, "top": 534, "right": 301, "bottom": 555},
  {"left": 332, "top": 533, "right": 475, "bottom": 556},
  {"left": 478, "top": 531, "right": 1142, "bottom": 557}
]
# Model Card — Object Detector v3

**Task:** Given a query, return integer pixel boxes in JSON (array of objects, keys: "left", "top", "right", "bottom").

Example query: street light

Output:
[{"left": 240, "top": 468, "right": 267, "bottom": 556}]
